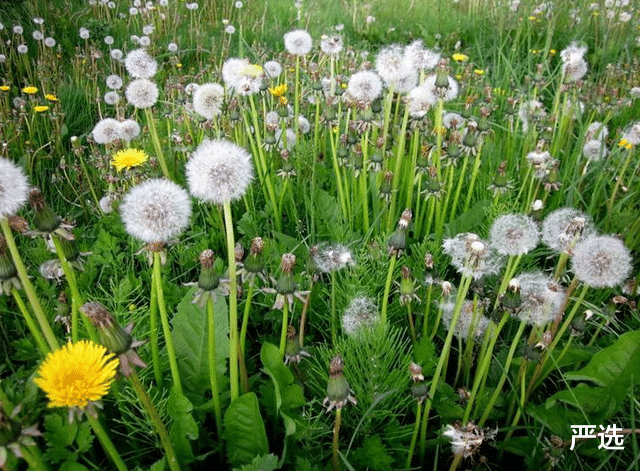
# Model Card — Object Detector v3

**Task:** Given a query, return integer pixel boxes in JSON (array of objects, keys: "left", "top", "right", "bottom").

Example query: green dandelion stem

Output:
[
  {"left": 607, "top": 147, "right": 635, "bottom": 212},
  {"left": 330, "top": 271, "right": 338, "bottom": 345},
  {"left": 448, "top": 154, "right": 470, "bottom": 224},
  {"left": 19, "top": 444, "right": 51, "bottom": 471},
  {"left": 329, "top": 117, "right": 349, "bottom": 220},
  {"left": 207, "top": 296, "right": 223, "bottom": 438},
  {"left": 87, "top": 414, "right": 129, "bottom": 471},
  {"left": 463, "top": 153, "right": 483, "bottom": 214},
  {"left": 493, "top": 254, "right": 524, "bottom": 310},
  {"left": 332, "top": 407, "right": 342, "bottom": 471},
  {"left": 387, "top": 107, "right": 410, "bottom": 231},
  {"left": 422, "top": 284, "right": 433, "bottom": 340},
  {"left": 1, "top": 217, "right": 58, "bottom": 351},
  {"left": 279, "top": 295, "right": 290, "bottom": 359},
  {"left": 153, "top": 252, "right": 182, "bottom": 395},
  {"left": 406, "top": 401, "right": 422, "bottom": 469},
  {"left": 51, "top": 235, "right": 93, "bottom": 344},
  {"left": 223, "top": 201, "right": 240, "bottom": 401},
  {"left": 144, "top": 108, "right": 171, "bottom": 180},
  {"left": 420, "top": 273, "right": 473, "bottom": 461},
  {"left": 359, "top": 129, "right": 371, "bottom": 234},
  {"left": 478, "top": 320, "right": 527, "bottom": 427},
  {"left": 11, "top": 288, "right": 49, "bottom": 356},
  {"left": 148, "top": 267, "right": 163, "bottom": 387},
  {"left": 240, "top": 280, "right": 255, "bottom": 356},
  {"left": 380, "top": 254, "right": 397, "bottom": 327},
  {"left": 128, "top": 372, "right": 182, "bottom": 471}
]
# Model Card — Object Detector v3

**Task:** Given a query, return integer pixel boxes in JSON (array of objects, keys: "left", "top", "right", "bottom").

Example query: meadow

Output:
[{"left": 0, "top": 0, "right": 639, "bottom": 469}]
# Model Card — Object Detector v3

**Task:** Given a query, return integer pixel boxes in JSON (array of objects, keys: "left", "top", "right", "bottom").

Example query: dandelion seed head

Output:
[
  {"left": 124, "top": 48, "right": 158, "bottom": 78},
  {"left": 515, "top": 272, "right": 565, "bottom": 325},
  {"left": 440, "top": 300, "right": 490, "bottom": 339},
  {"left": 541, "top": 208, "right": 596, "bottom": 254},
  {"left": 284, "top": 29, "right": 313, "bottom": 55},
  {"left": 106, "top": 74, "right": 123, "bottom": 90},
  {"left": 489, "top": 214, "right": 540, "bottom": 255},
  {"left": 320, "top": 35, "right": 343, "bottom": 55},
  {"left": 32, "top": 30, "right": 44, "bottom": 41},
  {"left": 167, "top": 42, "right": 178, "bottom": 52},
  {"left": 313, "top": 244, "right": 355, "bottom": 273},
  {"left": 0, "top": 158, "right": 29, "bottom": 217},
  {"left": 79, "top": 27, "right": 90, "bottom": 39},
  {"left": 192, "top": 83, "right": 224, "bottom": 120},
  {"left": 442, "top": 233, "right": 505, "bottom": 279},
  {"left": 342, "top": 296, "right": 379, "bottom": 336},
  {"left": 571, "top": 235, "right": 632, "bottom": 288},
  {"left": 585, "top": 121, "right": 608, "bottom": 142},
  {"left": 104, "top": 91, "right": 120, "bottom": 105},
  {"left": 13, "top": 25, "right": 23, "bottom": 35},
  {"left": 186, "top": 139, "right": 254, "bottom": 205},
  {"left": 103, "top": 35, "right": 114, "bottom": 45},
  {"left": 125, "top": 78, "right": 159, "bottom": 108},
  {"left": 344, "top": 70, "right": 383, "bottom": 105},
  {"left": 44, "top": 37, "right": 56, "bottom": 47},
  {"left": 110, "top": 49, "right": 123, "bottom": 60},
  {"left": 621, "top": 121, "right": 640, "bottom": 145},
  {"left": 119, "top": 119, "right": 141, "bottom": 141},
  {"left": 17, "top": 44, "right": 28, "bottom": 54},
  {"left": 406, "top": 84, "right": 437, "bottom": 118},
  {"left": 138, "top": 36, "right": 151, "bottom": 47},
  {"left": 92, "top": 118, "right": 121, "bottom": 144},
  {"left": 403, "top": 40, "right": 440, "bottom": 71},
  {"left": 423, "top": 72, "right": 459, "bottom": 101},
  {"left": 263, "top": 60, "right": 282, "bottom": 78},
  {"left": 120, "top": 179, "right": 192, "bottom": 243},
  {"left": 582, "top": 139, "right": 608, "bottom": 161}
]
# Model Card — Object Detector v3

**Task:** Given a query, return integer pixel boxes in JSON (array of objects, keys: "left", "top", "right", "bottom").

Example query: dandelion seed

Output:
[
  {"left": 404, "top": 40, "right": 440, "bottom": 72},
  {"left": 489, "top": 214, "right": 540, "bottom": 256},
  {"left": 225, "top": 24, "right": 235, "bottom": 34},
  {"left": 192, "top": 83, "right": 224, "bottom": 120},
  {"left": 406, "top": 84, "right": 437, "bottom": 118},
  {"left": 34, "top": 340, "right": 119, "bottom": 410},
  {"left": 120, "top": 178, "right": 192, "bottom": 243},
  {"left": 571, "top": 235, "right": 632, "bottom": 288},
  {"left": 125, "top": 78, "right": 159, "bottom": 108},
  {"left": 284, "top": 29, "right": 313, "bottom": 55},
  {"left": 186, "top": 139, "right": 254, "bottom": 205},
  {"left": 0, "top": 158, "right": 29, "bottom": 218}
]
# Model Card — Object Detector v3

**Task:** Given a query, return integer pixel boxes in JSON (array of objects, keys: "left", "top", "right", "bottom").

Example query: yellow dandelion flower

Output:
[
  {"left": 45, "top": 94, "right": 58, "bottom": 101},
  {"left": 34, "top": 340, "right": 119, "bottom": 409},
  {"left": 0, "top": 85, "right": 10, "bottom": 92},
  {"left": 33, "top": 105, "right": 49, "bottom": 112},
  {"left": 111, "top": 148, "right": 149, "bottom": 171},
  {"left": 549, "top": 49, "right": 556, "bottom": 55},
  {"left": 474, "top": 69, "right": 484, "bottom": 75},
  {"left": 22, "top": 86, "right": 38, "bottom": 94},
  {"left": 618, "top": 139, "right": 633, "bottom": 149},
  {"left": 452, "top": 53, "right": 468, "bottom": 62},
  {"left": 268, "top": 83, "right": 288, "bottom": 97},
  {"left": 278, "top": 96, "right": 288, "bottom": 106},
  {"left": 176, "top": 62, "right": 183, "bottom": 68},
  {"left": 237, "top": 63, "right": 263, "bottom": 77}
]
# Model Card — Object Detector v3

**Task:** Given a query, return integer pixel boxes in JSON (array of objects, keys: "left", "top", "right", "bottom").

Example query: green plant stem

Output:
[
  {"left": 463, "top": 154, "right": 483, "bottom": 214},
  {"left": 129, "top": 372, "right": 182, "bottom": 471},
  {"left": 380, "top": 254, "right": 397, "bottom": 327},
  {"left": 332, "top": 407, "right": 342, "bottom": 471},
  {"left": 144, "top": 108, "right": 171, "bottom": 180},
  {"left": 607, "top": 148, "right": 635, "bottom": 211},
  {"left": 279, "top": 296, "right": 290, "bottom": 359},
  {"left": 330, "top": 271, "right": 338, "bottom": 345},
  {"left": 19, "top": 444, "right": 51, "bottom": 471},
  {"left": 422, "top": 285, "right": 433, "bottom": 340},
  {"left": 153, "top": 252, "right": 182, "bottom": 395},
  {"left": 420, "top": 273, "right": 473, "bottom": 462},
  {"left": 1, "top": 217, "right": 58, "bottom": 351},
  {"left": 86, "top": 414, "right": 129, "bottom": 471},
  {"left": 223, "top": 201, "right": 240, "bottom": 401},
  {"left": 407, "top": 304, "right": 417, "bottom": 345},
  {"left": 11, "top": 288, "right": 49, "bottom": 355},
  {"left": 387, "top": 107, "right": 410, "bottom": 229},
  {"left": 406, "top": 400, "right": 422, "bottom": 469},
  {"left": 493, "top": 254, "right": 523, "bottom": 310},
  {"left": 240, "top": 279, "right": 255, "bottom": 356},
  {"left": 478, "top": 320, "right": 526, "bottom": 427},
  {"left": 207, "top": 296, "right": 222, "bottom": 438},
  {"left": 51, "top": 235, "right": 93, "bottom": 343},
  {"left": 149, "top": 268, "right": 163, "bottom": 387}
]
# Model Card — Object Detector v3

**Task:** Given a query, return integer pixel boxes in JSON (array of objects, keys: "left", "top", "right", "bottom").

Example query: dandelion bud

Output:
[
  {"left": 379, "top": 171, "right": 393, "bottom": 201},
  {"left": 29, "top": 188, "right": 60, "bottom": 232},
  {"left": 234, "top": 243, "right": 244, "bottom": 263},
  {"left": 434, "top": 63, "right": 450, "bottom": 90},
  {"left": 284, "top": 325, "right": 310, "bottom": 365},
  {"left": 198, "top": 249, "right": 220, "bottom": 291},
  {"left": 409, "top": 362, "right": 428, "bottom": 402},
  {"left": 323, "top": 355, "right": 357, "bottom": 412},
  {"left": 275, "top": 254, "right": 297, "bottom": 294},
  {"left": 82, "top": 302, "right": 133, "bottom": 355},
  {"left": 399, "top": 266, "right": 419, "bottom": 306},
  {"left": 500, "top": 278, "right": 522, "bottom": 311},
  {"left": 244, "top": 237, "right": 265, "bottom": 274}
]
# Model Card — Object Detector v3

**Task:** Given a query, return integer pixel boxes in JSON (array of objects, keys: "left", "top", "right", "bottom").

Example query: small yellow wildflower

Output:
[
  {"left": 22, "top": 86, "right": 38, "bottom": 94},
  {"left": 176, "top": 63, "right": 183, "bottom": 69},
  {"left": 34, "top": 340, "right": 119, "bottom": 409},
  {"left": 278, "top": 96, "right": 288, "bottom": 106},
  {"left": 455, "top": 74, "right": 463, "bottom": 80},
  {"left": 111, "top": 148, "right": 149, "bottom": 171},
  {"left": 45, "top": 94, "right": 58, "bottom": 101},
  {"left": 0, "top": 85, "right": 9, "bottom": 92},
  {"left": 549, "top": 49, "right": 556, "bottom": 55},
  {"left": 268, "top": 83, "right": 288, "bottom": 97},
  {"left": 33, "top": 105, "right": 49, "bottom": 112},
  {"left": 237, "top": 63, "right": 263, "bottom": 77},
  {"left": 618, "top": 139, "right": 633, "bottom": 149},
  {"left": 474, "top": 69, "right": 484, "bottom": 75},
  {"left": 452, "top": 53, "right": 468, "bottom": 62}
]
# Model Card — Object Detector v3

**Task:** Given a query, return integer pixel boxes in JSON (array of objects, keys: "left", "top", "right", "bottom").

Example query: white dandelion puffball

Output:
[
  {"left": 342, "top": 297, "right": 379, "bottom": 336},
  {"left": 263, "top": 60, "right": 282, "bottom": 78},
  {"left": 406, "top": 84, "right": 437, "bottom": 118},
  {"left": 186, "top": 139, "right": 254, "bottom": 205},
  {"left": 571, "top": 235, "right": 632, "bottom": 288},
  {"left": 125, "top": 78, "right": 159, "bottom": 108},
  {"left": 119, "top": 119, "right": 141, "bottom": 141},
  {"left": 125, "top": 48, "right": 158, "bottom": 78},
  {"left": 515, "top": 272, "right": 565, "bottom": 326},
  {"left": 489, "top": 214, "right": 540, "bottom": 256},
  {"left": 0, "top": 158, "right": 29, "bottom": 217},
  {"left": 120, "top": 179, "right": 192, "bottom": 243},
  {"left": 345, "top": 70, "right": 383, "bottom": 105},
  {"left": 106, "top": 74, "right": 123, "bottom": 90},
  {"left": 222, "top": 57, "right": 250, "bottom": 92},
  {"left": 92, "top": 118, "right": 121, "bottom": 144},
  {"left": 192, "top": 83, "right": 224, "bottom": 120},
  {"left": 541, "top": 207, "right": 595, "bottom": 254},
  {"left": 284, "top": 29, "right": 313, "bottom": 55}
]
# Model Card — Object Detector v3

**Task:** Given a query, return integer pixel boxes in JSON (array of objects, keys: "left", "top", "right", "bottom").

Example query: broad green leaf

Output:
[
  {"left": 546, "top": 383, "right": 617, "bottom": 419},
  {"left": 172, "top": 286, "right": 229, "bottom": 399},
  {"left": 60, "top": 461, "right": 90, "bottom": 471},
  {"left": 74, "top": 421, "right": 94, "bottom": 453},
  {"left": 224, "top": 393, "right": 269, "bottom": 467},
  {"left": 167, "top": 386, "right": 199, "bottom": 464},
  {"left": 260, "top": 342, "right": 305, "bottom": 436},
  {"left": 528, "top": 402, "right": 587, "bottom": 438},
  {"left": 234, "top": 453, "right": 279, "bottom": 471},
  {"left": 44, "top": 413, "right": 77, "bottom": 448}
]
